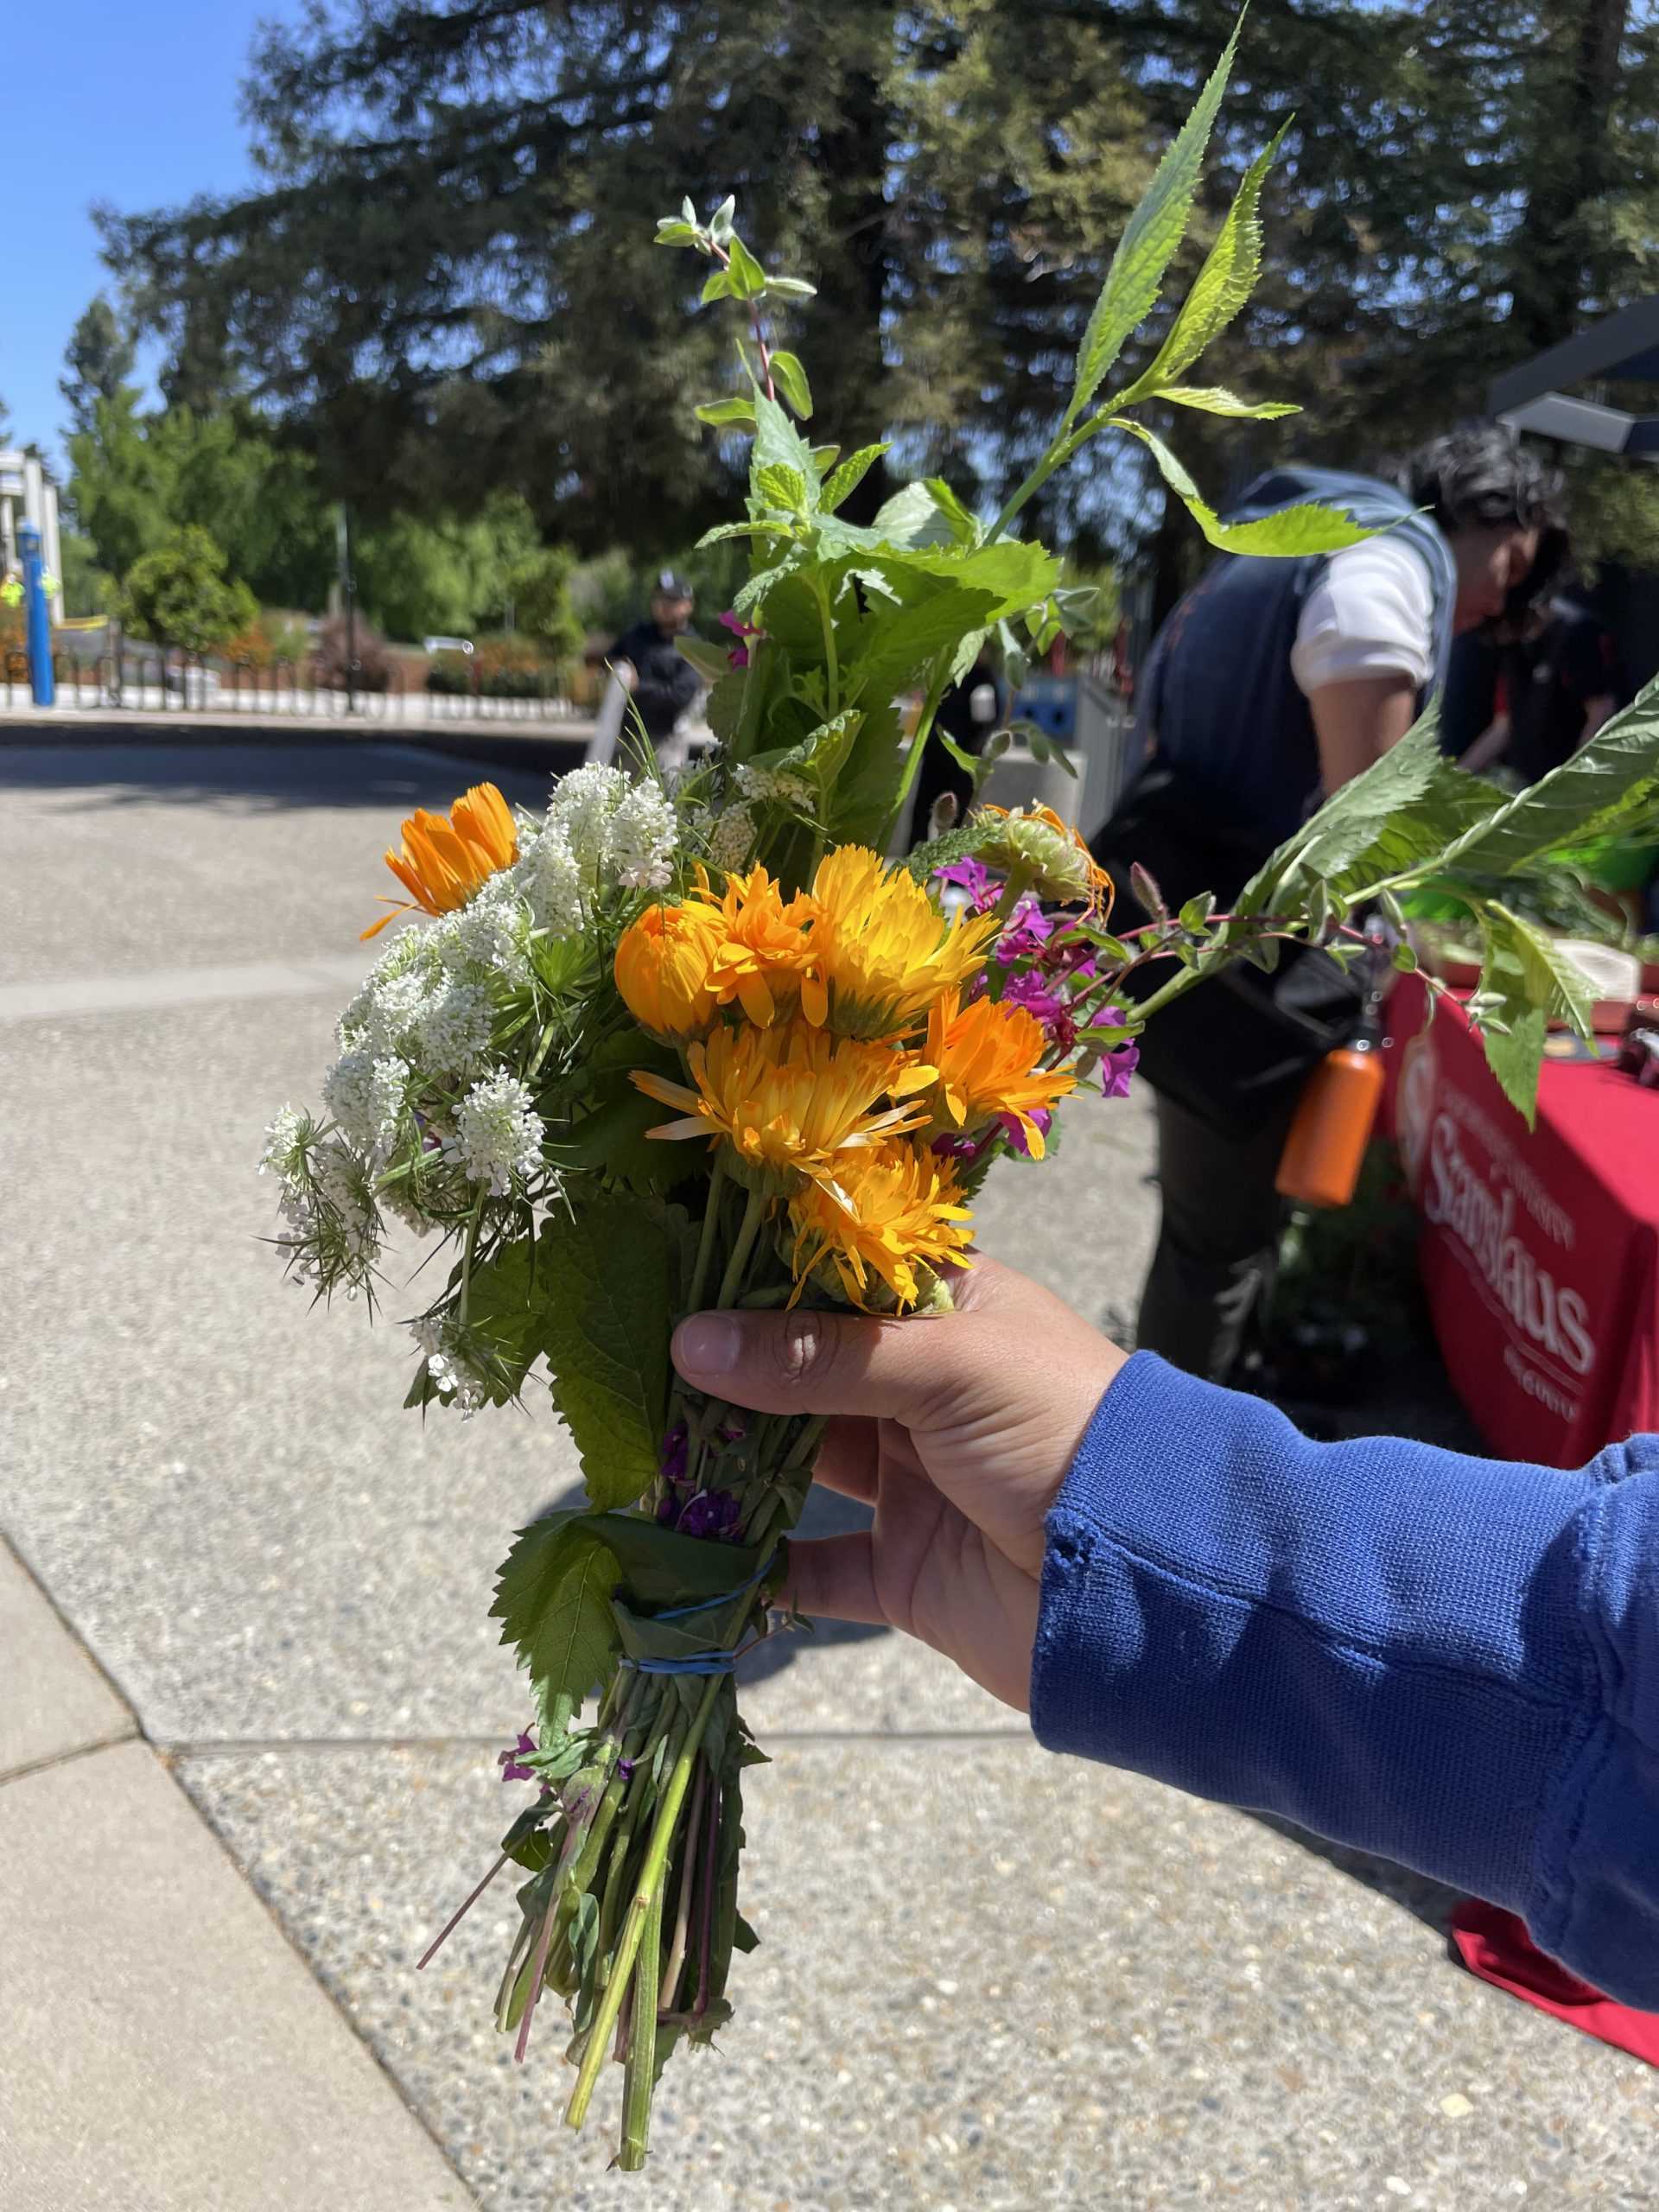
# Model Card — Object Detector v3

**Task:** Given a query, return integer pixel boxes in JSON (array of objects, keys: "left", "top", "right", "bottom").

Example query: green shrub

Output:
[{"left": 121, "top": 525, "right": 258, "bottom": 654}]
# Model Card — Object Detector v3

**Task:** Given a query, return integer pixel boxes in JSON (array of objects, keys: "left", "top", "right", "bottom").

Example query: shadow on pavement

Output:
[
  {"left": 1247, "top": 1808, "right": 1463, "bottom": 1936},
  {"left": 0, "top": 740, "right": 554, "bottom": 816}
]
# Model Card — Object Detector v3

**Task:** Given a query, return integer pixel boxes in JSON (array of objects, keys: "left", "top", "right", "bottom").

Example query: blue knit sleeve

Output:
[{"left": 1030, "top": 1353, "right": 1659, "bottom": 2008}]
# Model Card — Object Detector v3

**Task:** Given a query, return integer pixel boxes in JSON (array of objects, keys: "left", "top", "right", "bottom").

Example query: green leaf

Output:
[
  {"left": 1067, "top": 17, "right": 1242, "bottom": 425},
  {"left": 459, "top": 1239, "right": 554, "bottom": 1401},
  {"left": 703, "top": 668, "right": 748, "bottom": 744},
  {"left": 548, "top": 1071, "right": 703, "bottom": 1193},
  {"left": 770, "top": 350, "right": 813, "bottom": 420},
  {"left": 846, "top": 586, "right": 1001, "bottom": 711},
  {"left": 694, "top": 518, "right": 795, "bottom": 546},
  {"left": 754, "top": 461, "right": 810, "bottom": 515},
  {"left": 1472, "top": 998, "right": 1548, "bottom": 1128},
  {"left": 822, "top": 443, "right": 890, "bottom": 512},
  {"left": 872, "top": 481, "right": 958, "bottom": 550},
  {"left": 922, "top": 478, "right": 981, "bottom": 545},
  {"left": 1237, "top": 709, "right": 1447, "bottom": 912},
  {"left": 763, "top": 276, "right": 817, "bottom": 299},
  {"left": 694, "top": 396, "right": 759, "bottom": 429},
  {"left": 1112, "top": 419, "right": 1377, "bottom": 556},
  {"left": 1113, "top": 124, "right": 1290, "bottom": 408},
  {"left": 1485, "top": 902, "right": 1598, "bottom": 1043},
  {"left": 751, "top": 393, "right": 820, "bottom": 503},
  {"left": 654, "top": 220, "right": 701, "bottom": 248},
  {"left": 676, "top": 636, "right": 731, "bottom": 684},
  {"left": 700, "top": 267, "right": 736, "bottom": 306},
  {"left": 1433, "top": 676, "right": 1659, "bottom": 880},
  {"left": 1156, "top": 385, "right": 1300, "bottom": 420},
  {"left": 538, "top": 1193, "right": 678, "bottom": 1510},
  {"left": 491, "top": 1518, "right": 622, "bottom": 1704},
  {"left": 725, "top": 235, "right": 768, "bottom": 299},
  {"left": 709, "top": 196, "right": 736, "bottom": 243}
]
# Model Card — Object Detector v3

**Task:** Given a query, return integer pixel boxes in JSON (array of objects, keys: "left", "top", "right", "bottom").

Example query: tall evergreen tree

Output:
[{"left": 60, "top": 299, "right": 138, "bottom": 439}]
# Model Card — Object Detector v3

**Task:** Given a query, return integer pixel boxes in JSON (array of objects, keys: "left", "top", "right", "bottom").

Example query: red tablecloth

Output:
[{"left": 1385, "top": 975, "right": 1659, "bottom": 1467}]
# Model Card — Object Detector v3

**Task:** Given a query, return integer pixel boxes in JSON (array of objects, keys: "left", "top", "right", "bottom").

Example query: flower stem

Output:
[
  {"left": 563, "top": 1673, "right": 725, "bottom": 2134},
  {"left": 685, "top": 1155, "right": 728, "bottom": 1315},
  {"left": 715, "top": 1185, "right": 767, "bottom": 1310},
  {"left": 617, "top": 1876, "right": 666, "bottom": 2169}
]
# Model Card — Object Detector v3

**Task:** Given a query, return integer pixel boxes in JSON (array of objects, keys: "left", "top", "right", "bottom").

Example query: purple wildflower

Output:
[
  {"left": 499, "top": 1730, "right": 538, "bottom": 1784},
  {"left": 659, "top": 1421, "right": 690, "bottom": 1485},
  {"left": 932, "top": 1130, "right": 988, "bottom": 1166},
  {"left": 996, "top": 895, "right": 1057, "bottom": 965},
  {"left": 932, "top": 857, "right": 999, "bottom": 912},
  {"left": 718, "top": 609, "right": 762, "bottom": 668},
  {"left": 999, "top": 1107, "right": 1052, "bottom": 1159},
  {"left": 677, "top": 1489, "right": 742, "bottom": 1541}
]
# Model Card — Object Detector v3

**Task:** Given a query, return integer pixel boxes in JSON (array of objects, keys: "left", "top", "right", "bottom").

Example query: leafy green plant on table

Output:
[{"left": 273, "top": 22, "right": 1659, "bottom": 2175}]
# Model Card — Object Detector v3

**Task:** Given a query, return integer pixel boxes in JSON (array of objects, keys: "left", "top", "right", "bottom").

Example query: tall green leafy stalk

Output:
[{"left": 440, "top": 24, "right": 1659, "bottom": 2170}]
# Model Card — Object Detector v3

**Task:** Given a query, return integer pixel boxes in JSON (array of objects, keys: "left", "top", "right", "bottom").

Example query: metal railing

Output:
[{"left": 2, "top": 639, "right": 586, "bottom": 726}]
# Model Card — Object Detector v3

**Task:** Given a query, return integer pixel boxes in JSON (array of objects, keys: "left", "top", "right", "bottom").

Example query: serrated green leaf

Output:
[
  {"left": 1236, "top": 709, "right": 1447, "bottom": 912},
  {"left": 1485, "top": 902, "right": 1598, "bottom": 1042},
  {"left": 694, "top": 396, "right": 759, "bottom": 429},
  {"left": 770, "top": 349, "right": 813, "bottom": 420},
  {"left": 872, "top": 480, "right": 958, "bottom": 550},
  {"left": 755, "top": 461, "right": 809, "bottom": 515},
  {"left": 1114, "top": 124, "right": 1289, "bottom": 408},
  {"left": 703, "top": 668, "right": 748, "bottom": 743},
  {"left": 694, "top": 518, "right": 795, "bottom": 547},
  {"left": 1433, "top": 676, "right": 1659, "bottom": 880},
  {"left": 752, "top": 393, "right": 819, "bottom": 501},
  {"left": 458, "top": 1238, "right": 554, "bottom": 1402},
  {"left": 726, "top": 235, "right": 767, "bottom": 299},
  {"left": 921, "top": 478, "right": 981, "bottom": 545},
  {"left": 846, "top": 587, "right": 1001, "bottom": 712},
  {"left": 1113, "top": 418, "right": 1377, "bottom": 556},
  {"left": 1156, "top": 385, "right": 1300, "bottom": 420},
  {"left": 1474, "top": 1001, "right": 1548, "bottom": 1128},
  {"left": 491, "top": 1518, "right": 621, "bottom": 1703},
  {"left": 538, "top": 1194, "right": 677, "bottom": 1510},
  {"left": 1067, "top": 18, "right": 1242, "bottom": 425},
  {"left": 822, "top": 443, "right": 890, "bottom": 512}
]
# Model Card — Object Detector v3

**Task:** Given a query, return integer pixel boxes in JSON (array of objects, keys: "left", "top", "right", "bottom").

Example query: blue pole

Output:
[{"left": 20, "top": 523, "right": 54, "bottom": 708}]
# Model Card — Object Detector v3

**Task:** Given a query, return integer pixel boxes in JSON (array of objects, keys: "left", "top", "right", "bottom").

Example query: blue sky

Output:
[{"left": 5, "top": 1, "right": 298, "bottom": 467}]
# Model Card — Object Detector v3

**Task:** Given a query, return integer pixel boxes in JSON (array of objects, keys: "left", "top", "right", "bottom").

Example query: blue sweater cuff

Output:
[{"left": 1030, "top": 1353, "right": 1659, "bottom": 2005}]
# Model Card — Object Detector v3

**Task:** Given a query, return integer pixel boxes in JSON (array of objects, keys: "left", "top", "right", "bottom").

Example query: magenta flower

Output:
[
  {"left": 676, "top": 1489, "right": 741, "bottom": 1541},
  {"left": 499, "top": 1730, "right": 538, "bottom": 1784},
  {"left": 1000, "top": 1107, "right": 1052, "bottom": 1158},
  {"left": 718, "top": 609, "right": 762, "bottom": 668},
  {"left": 933, "top": 857, "right": 999, "bottom": 912},
  {"left": 996, "top": 896, "right": 1057, "bottom": 965},
  {"left": 659, "top": 1421, "right": 690, "bottom": 1485}
]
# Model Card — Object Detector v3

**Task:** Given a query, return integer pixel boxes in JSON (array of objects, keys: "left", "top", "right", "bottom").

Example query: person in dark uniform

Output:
[
  {"left": 1506, "top": 596, "right": 1624, "bottom": 784},
  {"left": 612, "top": 572, "right": 702, "bottom": 760}
]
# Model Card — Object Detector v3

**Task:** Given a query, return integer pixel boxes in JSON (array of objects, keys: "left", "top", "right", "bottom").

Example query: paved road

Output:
[{"left": 3, "top": 741, "right": 1651, "bottom": 2209}]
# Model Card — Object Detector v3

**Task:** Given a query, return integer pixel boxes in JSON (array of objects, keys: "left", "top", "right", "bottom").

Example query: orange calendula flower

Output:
[
  {"left": 788, "top": 1140, "right": 974, "bottom": 1312},
  {"left": 974, "top": 804, "right": 1113, "bottom": 914},
  {"left": 801, "top": 845, "right": 1001, "bottom": 1038},
  {"left": 689, "top": 864, "right": 818, "bottom": 1027},
  {"left": 632, "top": 1017, "right": 934, "bottom": 1193},
  {"left": 362, "top": 782, "right": 518, "bottom": 940},
  {"left": 613, "top": 900, "right": 726, "bottom": 1043},
  {"left": 923, "top": 989, "right": 1077, "bottom": 1160}
]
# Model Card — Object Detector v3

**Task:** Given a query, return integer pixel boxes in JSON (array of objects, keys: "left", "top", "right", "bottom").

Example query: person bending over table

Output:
[{"left": 673, "top": 1256, "right": 1659, "bottom": 2010}]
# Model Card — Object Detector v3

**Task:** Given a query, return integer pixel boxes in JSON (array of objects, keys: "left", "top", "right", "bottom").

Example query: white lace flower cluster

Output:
[
  {"left": 518, "top": 764, "right": 678, "bottom": 934},
  {"left": 410, "top": 1314, "right": 488, "bottom": 1417},
  {"left": 442, "top": 1071, "right": 544, "bottom": 1196},
  {"left": 734, "top": 762, "right": 813, "bottom": 810},
  {"left": 260, "top": 1106, "right": 382, "bottom": 1295}
]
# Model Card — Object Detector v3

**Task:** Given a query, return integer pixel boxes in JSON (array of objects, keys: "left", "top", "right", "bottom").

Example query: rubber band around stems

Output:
[{"left": 613, "top": 1552, "right": 779, "bottom": 1677}]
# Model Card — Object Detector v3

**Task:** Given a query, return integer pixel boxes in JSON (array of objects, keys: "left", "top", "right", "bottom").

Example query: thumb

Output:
[{"left": 671, "top": 1306, "right": 979, "bottom": 1428}]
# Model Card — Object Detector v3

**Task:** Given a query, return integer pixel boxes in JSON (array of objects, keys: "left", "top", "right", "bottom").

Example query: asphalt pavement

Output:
[{"left": 2, "top": 736, "right": 1652, "bottom": 2210}]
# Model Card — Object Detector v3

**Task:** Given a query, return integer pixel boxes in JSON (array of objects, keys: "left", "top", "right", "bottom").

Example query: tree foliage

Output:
[
  {"left": 122, "top": 525, "right": 259, "bottom": 652},
  {"left": 60, "top": 298, "right": 137, "bottom": 438},
  {"left": 104, "top": 3, "right": 1659, "bottom": 584}
]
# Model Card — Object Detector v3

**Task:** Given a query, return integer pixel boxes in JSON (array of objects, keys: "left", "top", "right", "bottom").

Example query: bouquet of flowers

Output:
[{"left": 262, "top": 26, "right": 1659, "bottom": 2168}]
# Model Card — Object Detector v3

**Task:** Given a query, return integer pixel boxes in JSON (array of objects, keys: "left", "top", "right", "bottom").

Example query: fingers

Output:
[
  {"left": 673, "top": 1304, "right": 986, "bottom": 1429},
  {"left": 810, "top": 1416, "right": 880, "bottom": 1504},
  {"left": 776, "top": 1530, "right": 886, "bottom": 1627}
]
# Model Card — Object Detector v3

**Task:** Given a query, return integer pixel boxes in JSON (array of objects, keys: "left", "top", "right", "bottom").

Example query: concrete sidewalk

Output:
[
  {"left": 3, "top": 737, "right": 1655, "bottom": 2210},
  {"left": 0, "top": 1543, "right": 474, "bottom": 2211}
]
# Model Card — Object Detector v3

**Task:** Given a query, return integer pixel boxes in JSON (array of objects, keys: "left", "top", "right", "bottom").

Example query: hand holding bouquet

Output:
[{"left": 262, "top": 22, "right": 1659, "bottom": 2169}]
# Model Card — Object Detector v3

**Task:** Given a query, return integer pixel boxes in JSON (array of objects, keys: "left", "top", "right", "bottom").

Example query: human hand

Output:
[{"left": 671, "top": 1258, "right": 1127, "bottom": 1711}]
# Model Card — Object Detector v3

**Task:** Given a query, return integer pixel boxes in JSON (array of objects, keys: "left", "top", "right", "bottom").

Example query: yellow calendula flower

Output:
[
  {"left": 973, "top": 804, "right": 1113, "bottom": 912},
  {"left": 689, "top": 864, "right": 818, "bottom": 1027},
  {"left": 801, "top": 845, "right": 1001, "bottom": 1039},
  {"left": 788, "top": 1139, "right": 974, "bottom": 1312},
  {"left": 362, "top": 782, "right": 518, "bottom": 940},
  {"left": 632, "top": 1018, "right": 934, "bottom": 1193},
  {"left": 924, "top": 989, "right": 1077, "bottom": 1160},
  {"left": 613, "top": 899, "right": 726, "bottom": 1043}
]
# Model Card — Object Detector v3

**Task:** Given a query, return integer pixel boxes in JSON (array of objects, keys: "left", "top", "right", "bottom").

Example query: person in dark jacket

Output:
[
  {"left": 611, "top": 572, "right": 702, "bottom": 758},
  {"left": 672, "top": 1255, "right": 1659, "bottom": 2012},
  {"left": 1097, "top": 427, "right": 1566, "bottom": 1387}
]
